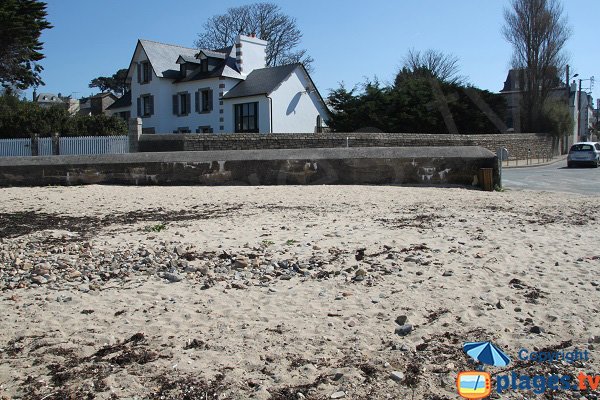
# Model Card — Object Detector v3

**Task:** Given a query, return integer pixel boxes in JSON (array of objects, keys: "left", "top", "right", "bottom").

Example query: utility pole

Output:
[
  {"left": 577, "top": 79, "right": 581, "bottom": 141},
  {"left": 566, "top": 65, "right": 570, "bottom": 100}
]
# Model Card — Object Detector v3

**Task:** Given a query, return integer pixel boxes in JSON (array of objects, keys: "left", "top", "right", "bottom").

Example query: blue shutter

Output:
[{"left": 173, "top": 95, "right": 179, "bottom": 116}]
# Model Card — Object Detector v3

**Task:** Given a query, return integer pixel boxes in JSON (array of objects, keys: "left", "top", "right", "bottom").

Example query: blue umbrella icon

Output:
[{"left": 463, "top": 341, "right": 511, "bottom": 367}]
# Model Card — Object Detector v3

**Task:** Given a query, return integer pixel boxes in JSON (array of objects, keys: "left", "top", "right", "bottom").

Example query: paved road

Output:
[{"left": 503, "top": 160, "right": 600, "bottom": 195}]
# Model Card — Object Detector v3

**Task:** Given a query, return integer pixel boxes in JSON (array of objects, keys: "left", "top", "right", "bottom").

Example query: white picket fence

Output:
[
  {"left": 59, "top": 136, "right": 129, "bottom": 155},
  {"left": 0, "top": 138, "right": 32, "bottom": 157},
  {"left": 0, "top": 136, "right": 129, "bottom": 157},
  {"left": 38, "top": 137, "right": 52, "bottom": 156}
]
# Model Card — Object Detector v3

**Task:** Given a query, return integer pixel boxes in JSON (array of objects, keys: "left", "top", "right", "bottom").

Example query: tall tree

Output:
[
  {"left": 195, "top": 3, "right": 313, "bottom": 70},
  {"left": 400, "top": 49, "right": 463, "bottom": 85},
  {"left": 503, "top": 0, "right": 570, "bottom": 132},
  {"left": 89, "top": 68, "right": 129, "bottom": 95},
  {"left": 0, "top": 0, "right": 52, "bottom": 90}
]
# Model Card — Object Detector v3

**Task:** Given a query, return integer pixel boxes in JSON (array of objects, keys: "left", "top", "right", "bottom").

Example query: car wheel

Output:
[{"left": 568, "top": 162, "right": 573, "bottom": 168}]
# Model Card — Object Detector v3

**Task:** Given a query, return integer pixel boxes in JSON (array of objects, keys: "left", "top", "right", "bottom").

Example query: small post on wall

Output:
[{"left": 128, "top": 118, "right": 142, "bottom": 153}]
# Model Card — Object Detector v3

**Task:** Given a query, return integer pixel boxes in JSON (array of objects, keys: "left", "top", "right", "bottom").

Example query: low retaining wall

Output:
[
  {"left": 0, "top": 146, "right": 498, "bottom": 188},
  {"left": 135, "top": 130, "right": 558, "bottom": 160}
]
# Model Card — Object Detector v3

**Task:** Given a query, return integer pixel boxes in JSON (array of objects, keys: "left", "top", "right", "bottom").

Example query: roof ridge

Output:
[{"left": 139, "top": 39, "right": 197, "bottom": 51}]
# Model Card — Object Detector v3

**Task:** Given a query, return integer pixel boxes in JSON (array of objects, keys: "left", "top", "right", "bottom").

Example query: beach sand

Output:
[{"left": 0, "top": 185, "right": 599, "bottom": 399}]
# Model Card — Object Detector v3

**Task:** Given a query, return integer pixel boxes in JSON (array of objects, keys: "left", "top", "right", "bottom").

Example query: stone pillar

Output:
[
  {"left": 128, "top": 118, "right": 142, "bottom": 153},
  {"left": 31, "top": 134, "right": 39, "bottom": 156},
  {"left": 51, "top": 133, "right": 60, "bottom": 155}
]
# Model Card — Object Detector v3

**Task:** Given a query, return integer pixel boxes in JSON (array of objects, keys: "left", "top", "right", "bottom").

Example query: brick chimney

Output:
[{"left": 235, "top": 34, "right": 267, "bottom": 77}]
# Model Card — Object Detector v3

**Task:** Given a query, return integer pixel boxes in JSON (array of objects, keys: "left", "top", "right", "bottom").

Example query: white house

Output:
[{"left": 109, "top": 34, "right": 329, "bottom": 134}]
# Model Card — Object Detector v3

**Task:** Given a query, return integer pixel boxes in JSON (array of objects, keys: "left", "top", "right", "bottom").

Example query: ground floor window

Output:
[
  {"left": 196, "top": 126, "right": 213, "bottom": 133},
  {"left": 235, "top": 102, "right": 259, "bottom": 133}
]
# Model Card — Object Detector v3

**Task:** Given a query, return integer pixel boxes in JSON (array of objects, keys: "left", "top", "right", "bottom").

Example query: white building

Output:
[{"left": 109, "top": 34, "right": 329, "bottom": 134}]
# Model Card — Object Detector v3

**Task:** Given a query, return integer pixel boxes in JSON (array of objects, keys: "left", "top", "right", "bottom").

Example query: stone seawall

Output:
[{"left": 0, "top": 147, "right": 498, "bottom": 188}]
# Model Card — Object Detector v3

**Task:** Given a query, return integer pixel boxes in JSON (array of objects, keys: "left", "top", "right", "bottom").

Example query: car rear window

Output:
[{"left": 570, "top": 144, "right": 594, "bottom": 151}]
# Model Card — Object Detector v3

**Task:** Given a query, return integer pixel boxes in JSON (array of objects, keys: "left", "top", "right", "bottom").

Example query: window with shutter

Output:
[
  {"left": 200, "top": 89, "right": 212, "bottom": 113},
  {"left": 137, "top": 63, "right": 141, "bottom": 84},
  {"left": 185, "top": 93, "right": 191, "bottom": 115},
  {"left": 137, "top": 97, "right": 141, "bottom": 117},
  {"left": 149, "top": 96, "right": 154, "bottom": 116},
  {"left": 173, "top": 95, "right": 179, "bottom": 115},
  {"left": 195, "top": 91, "right": 200, "bottom": 113}
]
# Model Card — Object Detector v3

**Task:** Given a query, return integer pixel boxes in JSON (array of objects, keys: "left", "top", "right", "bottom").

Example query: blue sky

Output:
[{"left": 30, "top": 0, "right": 600, "bottom": 102}]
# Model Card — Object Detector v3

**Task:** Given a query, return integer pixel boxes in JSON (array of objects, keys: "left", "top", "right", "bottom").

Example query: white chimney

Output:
[{"left": 235, "top": 34, "right": 268, "bottom": 76}]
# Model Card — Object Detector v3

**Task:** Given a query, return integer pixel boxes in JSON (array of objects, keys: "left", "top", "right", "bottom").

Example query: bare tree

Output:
[
  {"left": 401, "top": 49, "right": 463, "bottom": 84},
  {"left": 503, "top": 0, "right": 571, "bottom": 132},
  {"left": 195, "top": 3, "right": 313, "bottom": 71}
]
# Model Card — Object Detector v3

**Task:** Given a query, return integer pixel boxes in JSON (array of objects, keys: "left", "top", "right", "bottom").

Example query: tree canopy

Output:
[
  {"left": 195, "top": 3, "right": 313, "bottom": 70},
  {"left": 0, "top": 0, "right": 52, "bottom": 90},
  {"left": 327, "top": 51, "right": 507, "bottom": 134},
  {"left": 89, "top": 68, "right": 129, "bottom": 95}
]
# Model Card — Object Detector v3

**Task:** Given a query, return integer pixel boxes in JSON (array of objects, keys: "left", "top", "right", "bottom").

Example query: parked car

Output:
[{"left": 567, "top": 142, "right": 600, "bottom": 168}]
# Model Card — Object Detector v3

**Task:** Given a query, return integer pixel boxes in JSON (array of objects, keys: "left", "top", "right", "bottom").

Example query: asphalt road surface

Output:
[{"left": 502, "top": 160, "right": 600, "bottom": 195}]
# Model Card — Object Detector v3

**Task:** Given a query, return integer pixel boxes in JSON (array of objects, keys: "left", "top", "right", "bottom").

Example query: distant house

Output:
[
  {"left": 79, "top": 92, "right": 118, "bottom": 116},
  {"left": 106, "top": 91, "right": 132, "bottom": 121},
  {"left": 121, "top": 34, "right": 329, "bottom": 134},
  {"left": 34, "top": 92, "right": 67, "bottom": 108},
  {"left": 500, "top": 69, "right": 581, "bottom": 142}
]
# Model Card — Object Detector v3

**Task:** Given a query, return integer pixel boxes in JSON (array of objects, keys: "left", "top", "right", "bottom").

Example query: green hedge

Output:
[{"left": 0, "top": 93, "right": 127, "bottom": 138}]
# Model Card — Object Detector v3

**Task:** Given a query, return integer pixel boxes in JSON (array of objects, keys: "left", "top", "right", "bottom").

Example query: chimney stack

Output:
[{"left": 235, "top": 34, "right": 268, "bottom": 76}]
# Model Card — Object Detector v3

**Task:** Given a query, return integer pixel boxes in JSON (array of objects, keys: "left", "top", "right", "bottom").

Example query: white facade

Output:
[
  {"left": 124, "top": 35, "right": 329, "bottom": 134},
  {"left": 268, "top": 69, "right": 330, "bottom": 133}
]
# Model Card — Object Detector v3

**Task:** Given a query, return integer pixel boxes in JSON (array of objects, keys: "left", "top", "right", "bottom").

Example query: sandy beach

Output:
[{"left": 0, "top": 185, "right": 599, "bottom": 399}]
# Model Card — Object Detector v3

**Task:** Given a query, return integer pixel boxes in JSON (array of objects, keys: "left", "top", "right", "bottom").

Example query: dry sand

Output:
[{"left": 0, "top": 185, "right": 599, "bottom": 399}]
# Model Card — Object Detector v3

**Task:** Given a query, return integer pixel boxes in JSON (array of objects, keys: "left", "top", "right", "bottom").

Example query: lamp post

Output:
[{"left": 566, "top": 68, "right": 578, "bottom": 152}]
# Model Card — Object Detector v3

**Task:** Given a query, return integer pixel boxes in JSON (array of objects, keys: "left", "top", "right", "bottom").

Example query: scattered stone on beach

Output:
[
  {"left": 164, "top": 272, "right": 183, "bottom": 283},
  {"left": 442, "top": 270, "right": 453, "bottom": 277},
  {"left": 529, "top": 325, "right": 544, "bottom": 334},
  {"left": 233, "top": 257, "right": 250, "bottom": 270},
  {"left": 395, "top": 315, "right": 408, "bottom": 326},
  {"left": 330, "top": 391, "right": 346, "bottom": 399},
  {"left": 390, "top": 371, "right": 405, "bottom": 382},
  {"left": 395, "top": 324, "right": 413, "bottom": 336}
]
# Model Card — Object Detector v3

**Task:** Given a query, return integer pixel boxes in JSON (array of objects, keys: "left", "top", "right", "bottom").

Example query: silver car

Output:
[{"left": 567, "top": 142, "right": 600, "bottom": 168}]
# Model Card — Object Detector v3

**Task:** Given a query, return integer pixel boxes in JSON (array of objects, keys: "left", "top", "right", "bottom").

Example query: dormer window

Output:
[{"left": 201, "top": 59, "right": 208, "bottom": 73}]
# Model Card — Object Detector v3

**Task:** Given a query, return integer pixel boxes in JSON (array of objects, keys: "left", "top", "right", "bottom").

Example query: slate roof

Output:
[
  {"left": 106, "top": 91, "right": 131, "bottom": 110},
  {"left": 177, "top": 52, "right": 242, "bottom": 83},
  {"left": 177, "top": 55, "right": 201, "bottom": 64},
  {"left": 198, "top": 49, "right": 227, "bottom": 59},
  {"left": 223, "top": 64, "right": 300, "bottom": 99},
  {"left": 36, "top": 93, "right": 63, "bottom": 103},
  {"left": 138, "top": 40, "right": 198, "bottom": 79},
  {"left": 136, "top": 40, "right": 240, "bottom": 81}
]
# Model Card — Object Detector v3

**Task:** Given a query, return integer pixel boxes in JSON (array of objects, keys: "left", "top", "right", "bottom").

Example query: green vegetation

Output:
[
  {"left": 144, "top": 223, "right": 167, "bottom": 233},
  {"left": 89, "top": 68, "right": 129, "bottom": 95},
  {"left": 0, "top": 0, "right": 52, "bottom": 90},
  {"left": 328, "top": 76, "right": 507, "bottom": 134},
  {"left": 0, "top": 91, "right": 127, "bottom": 138},
  {"left": 285, "top": 239, "right": 298, "bottom": 246}
]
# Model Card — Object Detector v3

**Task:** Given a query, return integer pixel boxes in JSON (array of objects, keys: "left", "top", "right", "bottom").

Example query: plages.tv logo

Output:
[
  {"left": 456, "top": 341, "right": 511, "bottom": 400},
  {"left": 456, "top": 371, "right": 491, "bottom": 399}
]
